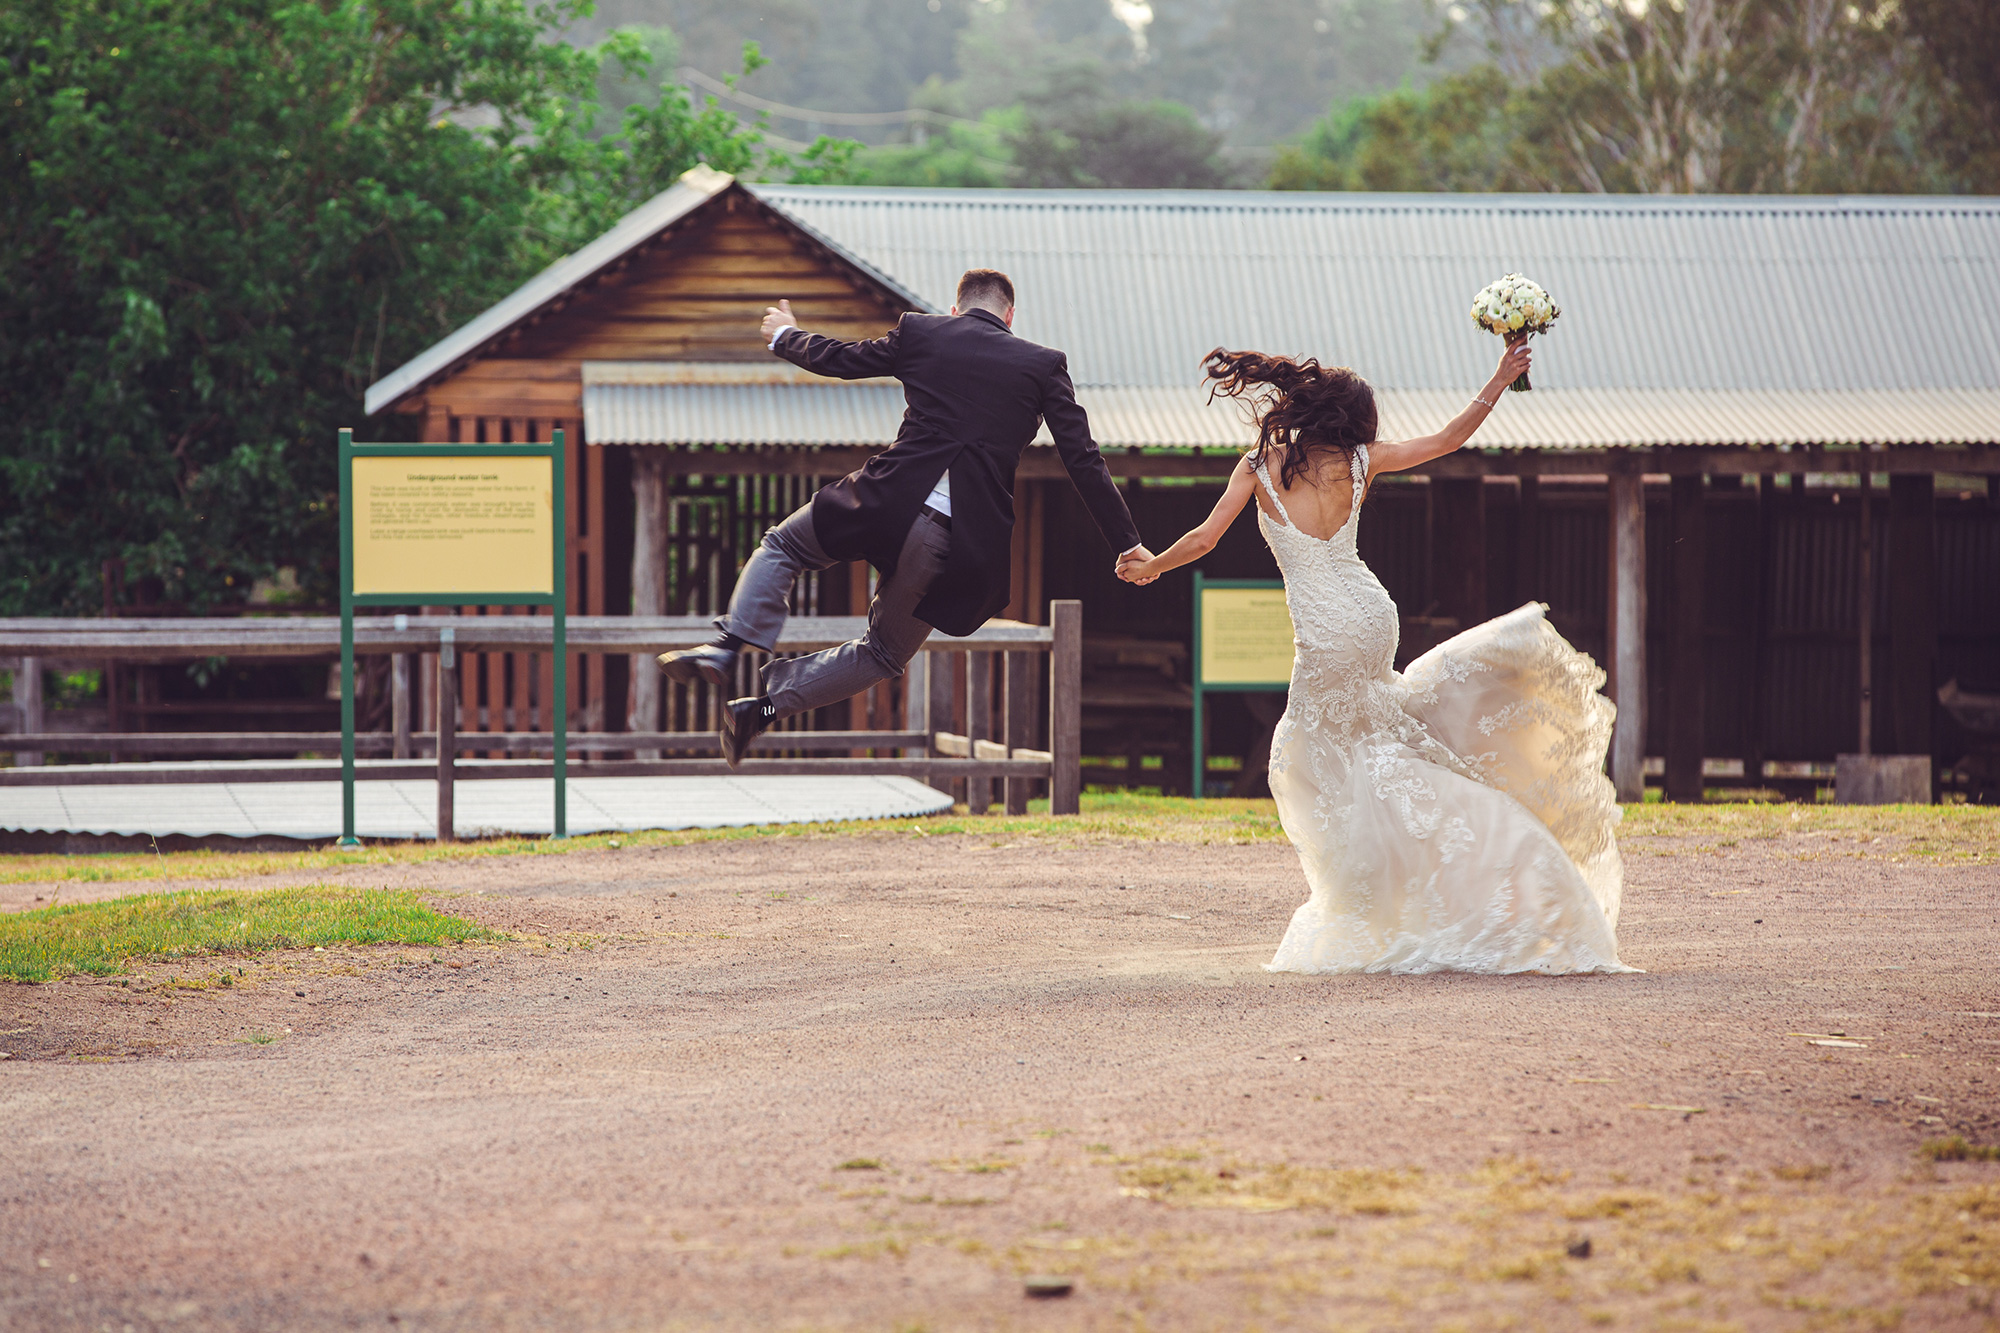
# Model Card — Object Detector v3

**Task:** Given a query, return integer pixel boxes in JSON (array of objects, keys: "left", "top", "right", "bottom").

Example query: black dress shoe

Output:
[
  {"left": 720, "top": 696, "right": 777, "bottom": 769},
  {"left": 656, "top": 642, "right": 737, "bottom": 688}
]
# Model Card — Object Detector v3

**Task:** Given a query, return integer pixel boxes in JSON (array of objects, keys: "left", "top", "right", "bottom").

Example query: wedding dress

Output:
[{"left": 1253, "top": 447, "right": 1636, "bottom": 975}]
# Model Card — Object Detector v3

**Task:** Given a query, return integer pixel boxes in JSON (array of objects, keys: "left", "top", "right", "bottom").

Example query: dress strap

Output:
[
  {"left": 1250, "top": 455, "right": 1292, "bottom": 527},
  {"left": 1350, "top": 445, "right": 1370, "bottom": 505}
]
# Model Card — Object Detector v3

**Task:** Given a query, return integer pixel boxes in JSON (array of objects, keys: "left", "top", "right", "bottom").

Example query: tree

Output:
[
  {"left": 1269, "top": 67, "right": 1523, "bottom": 190},
  {"left": 0, "top": 0, "right": 792, "bottom": 616},
  {"left": 1274, "top": 0, "right": 1979, "bottom": 194},
  {"left": 1011, "top": 84, "right": 1234, "bottom": 189}
]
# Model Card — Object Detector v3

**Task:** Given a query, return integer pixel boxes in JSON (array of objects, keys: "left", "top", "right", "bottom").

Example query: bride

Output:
[{"left": 1117, "top": 342, "right": 1637, "bottom": 975}]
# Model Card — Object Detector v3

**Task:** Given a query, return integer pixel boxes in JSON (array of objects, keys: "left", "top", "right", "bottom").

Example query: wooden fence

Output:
[{"left": 0, "top": 605, "right": 1084, "bottom": 821}]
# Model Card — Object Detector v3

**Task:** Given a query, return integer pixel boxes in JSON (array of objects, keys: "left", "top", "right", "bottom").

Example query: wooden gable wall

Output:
[
  {"left": 397, "top": 191, "right": 911, "bottom": 438},
  {"left": 378, "top": 187, "right": 916, "bottom": 748}
]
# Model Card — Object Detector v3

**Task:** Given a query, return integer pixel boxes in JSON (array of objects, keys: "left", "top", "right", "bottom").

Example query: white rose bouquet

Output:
[{"left": 1470, "top": 273, "right": 1560, "bottom": 391}]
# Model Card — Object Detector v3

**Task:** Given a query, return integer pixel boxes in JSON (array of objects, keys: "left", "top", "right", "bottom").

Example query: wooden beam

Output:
[
  {"left": 0, "top": 756, "right": 1055, "bottom": 787},
  {"left": 1049, "top": 599, "right": 1083, "bottom": 816},
  {"left": 1607, "top": 471, "right": 1647, "bottom": 802},
  {"left": 1665, "top": 474, "right": 1706, "bottom": 802},
  {"left": 1887, "top": 474, "right": 1937, "bottom": 772},
  {"left": 631, "top": 444, "right": 2000, "bottom": 481},
  {"left": 629, "top": 450, "right": 667, "bottom": 755},
  {"left": 10, "top": 656, "right": 40, "bottom": 767}
]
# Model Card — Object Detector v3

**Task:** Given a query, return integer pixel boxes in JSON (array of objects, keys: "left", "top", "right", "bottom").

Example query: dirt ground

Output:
[{"left": 2, "top": 823, "right": 1997, "bottom": 1332}]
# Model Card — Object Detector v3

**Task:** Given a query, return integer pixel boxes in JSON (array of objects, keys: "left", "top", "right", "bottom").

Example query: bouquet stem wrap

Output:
[{"left": 1507, "top": 331, "right": 1532, "bottom": 392}]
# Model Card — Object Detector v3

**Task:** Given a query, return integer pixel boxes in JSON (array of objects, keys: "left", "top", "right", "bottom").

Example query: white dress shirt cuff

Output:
[
  {"left": 767, "top": 324, "right": 796, "bottom": 351},
  {"left": 1119, "top": 543, "right": 1145, "bottom": 558}
]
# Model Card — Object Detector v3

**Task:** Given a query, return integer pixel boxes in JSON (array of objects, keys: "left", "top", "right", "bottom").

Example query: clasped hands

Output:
[{"left": 1116, "top": 545, "right": 1159, "bottom": 586}]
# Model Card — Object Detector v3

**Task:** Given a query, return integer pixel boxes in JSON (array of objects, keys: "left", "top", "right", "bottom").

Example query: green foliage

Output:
[
  {"left": 1011, "top": 95, "right": 1234, "bottom": 190},
  {"left": 0, "top": 885, "right": 496, "bottom": 982},
  {"left": 1270, "top": 68, "right": 1521, "bottom": 191},
  {"left": 0, "top": 2, "right": 810, "bottom": 616},
  {"left": 1273, "top": 0, "right": 1993, "bottom": 195}
]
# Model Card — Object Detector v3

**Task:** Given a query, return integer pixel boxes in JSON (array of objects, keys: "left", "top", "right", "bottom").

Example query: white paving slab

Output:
[{"left": 0, "top": 767, "right": 952, "bottom": 842}]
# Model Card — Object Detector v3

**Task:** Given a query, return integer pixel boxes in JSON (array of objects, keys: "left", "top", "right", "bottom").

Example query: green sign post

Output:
[
  {"left": 1190, "top": 572, "right": 1294, "bottom": 799},
  {"left": 338, "top": 429, "right": 568, "bottom": 845}
]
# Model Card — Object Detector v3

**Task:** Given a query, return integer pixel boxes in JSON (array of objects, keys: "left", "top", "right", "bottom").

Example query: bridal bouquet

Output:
[{"left": 1470, "top": 274, "right": 1560, "bottom": 391}]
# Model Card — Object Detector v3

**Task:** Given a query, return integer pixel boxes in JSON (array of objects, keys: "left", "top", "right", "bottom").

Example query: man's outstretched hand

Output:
[
  {"left": 1116, "top": 545, "right": 1159, "bottom": 586},
  {"left": 760, "top": 299, "right": 796, "bottom": 347}
]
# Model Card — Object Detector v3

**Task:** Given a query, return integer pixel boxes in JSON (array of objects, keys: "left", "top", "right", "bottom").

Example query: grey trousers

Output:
[{"left": 718, "top": 504, "right": 950, "bottom": 719}]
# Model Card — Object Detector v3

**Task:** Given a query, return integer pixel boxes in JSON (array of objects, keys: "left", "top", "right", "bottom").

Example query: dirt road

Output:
[{"left": 3, "top": 826, "right": 1997, "bottom": 1330}]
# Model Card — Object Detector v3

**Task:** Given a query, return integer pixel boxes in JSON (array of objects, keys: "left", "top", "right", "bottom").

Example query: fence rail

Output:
[{"left": 1, "top": 607, "right": 1084, "bottom": 821}]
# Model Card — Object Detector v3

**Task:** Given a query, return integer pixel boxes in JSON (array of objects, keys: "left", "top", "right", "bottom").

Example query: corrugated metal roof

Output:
[
  {"left": 749, "top": 187, "right": 2000, "bottom": 394},
  {"left": 585, "top": 382, "right": 2000, "bottom": 450}
]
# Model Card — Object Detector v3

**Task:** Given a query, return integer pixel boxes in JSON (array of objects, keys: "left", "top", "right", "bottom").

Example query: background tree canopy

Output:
[
  {"left": 3, "top": 0, "right": 1992, "bottom": 619},
  {"left": 0, "top": 0, "right": 828, "bottom": 616}
]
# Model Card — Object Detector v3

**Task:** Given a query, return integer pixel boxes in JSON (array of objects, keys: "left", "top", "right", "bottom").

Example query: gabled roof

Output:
[
  {"left": 750, "top": 186, "right": 2000, "bottom": 394},
  {"left": 362, "top": 167, "right": 935, "bottom": 417}
]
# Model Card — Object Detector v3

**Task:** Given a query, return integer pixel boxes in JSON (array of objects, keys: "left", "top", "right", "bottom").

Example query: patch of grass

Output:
[
  {"left": 0, "top": 886, "right": 497, "bottom": 982},
  {"left": 1920, "top": 1137, "right": 2000, "bottom": 1163},
  {"left": 1116, "top": 1155, "right": 1423, "bottom": 1215},
  {"left": 0, "top": 793, "right": 1288, "bottom": 887},
  {"left": 1619, "top": 802, "right": 2000, "bottom": 864},
  {"left": 12, "top": 796, "right": 1995, "bottom": 888},
  {"left": 836, "top": 1158, "right": 886, "bottom": 1171}
]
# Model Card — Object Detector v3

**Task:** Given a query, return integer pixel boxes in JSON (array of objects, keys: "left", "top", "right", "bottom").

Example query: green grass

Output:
[
  {"left": 0, "top": 885, "right": 498, "bottom": 982},
  {"left": 0, "top": 792, "right": 1288, "bottom": 886},
  {"left": 1920, "top": 1137, "right": 2000, "bottom": 1163},
  {"left": 4, "top": 794, "right": 1996, "bottom": 888}
]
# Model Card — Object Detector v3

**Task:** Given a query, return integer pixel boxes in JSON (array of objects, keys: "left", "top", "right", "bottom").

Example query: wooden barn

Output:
[{"left": 363, "top": 168, "right": 2000, "bottom": 801}]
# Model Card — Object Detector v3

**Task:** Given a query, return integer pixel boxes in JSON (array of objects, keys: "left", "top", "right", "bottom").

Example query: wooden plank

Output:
[
  {"left": 11, "top": 655, "right": 40, "bottom": 767},
  {"left": 966, "top": 651, "right": 992, "bottom": 813},
  {"left": 1431, "top": 477, "right": 1487, "bottom": 628},
  {"left": 1004, "top": 651, "right": 1033, "bottom": 815},
  {"left": 0, "top": 616, "right": 1055, "bottom": 657},
  {"left": 0, "top": 757, "right": 1052, "bottom": 787},
  {"left": 1607, "top": 472, "right": 1647, "bottom": 802},
  {"left": 1049, "top": 599, "right": 1083, "bottom": 815},
  {"left": 927, "top": 643, "right": 954, "bottom": 798},
  {"left": 1665, "top": 474, "right": 1706, "bottom": 802}
]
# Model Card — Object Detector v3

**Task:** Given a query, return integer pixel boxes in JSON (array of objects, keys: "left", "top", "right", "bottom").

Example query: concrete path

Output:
[{"left": 0, "top": 763, "right": 952, "bottom": 840}]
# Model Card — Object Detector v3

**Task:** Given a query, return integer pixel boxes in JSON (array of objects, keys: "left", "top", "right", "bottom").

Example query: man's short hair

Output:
[{"left": 956, "top": 268, "right": 1015, "bottom": 312}]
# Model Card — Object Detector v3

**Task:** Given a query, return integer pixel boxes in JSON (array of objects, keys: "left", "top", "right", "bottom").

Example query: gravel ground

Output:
[{"left": 2, "top": 826, "right": 1997, "bottom": 1331}]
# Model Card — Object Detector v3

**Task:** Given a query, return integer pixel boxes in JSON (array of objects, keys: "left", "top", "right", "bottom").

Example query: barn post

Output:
[
  {"left": 1607, "top": 466, "right": 1648, "bottom": 802},
  {"left": 1887, "top": 473, "right": 1936, "bottom": 783},
  {"left": 1857, "top": 470, "right": 1875, "bottom": 757},
  {"left": 1665, "top": 471, "right": 1706, "bottom": 802},
  {"left": 628, "top": 450, "right": 667, "bottom": 758}
]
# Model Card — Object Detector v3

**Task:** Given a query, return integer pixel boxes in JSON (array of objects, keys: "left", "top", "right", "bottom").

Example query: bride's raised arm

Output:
[
  {"left": 1116, "top": 454, "right": 1259, "bottom": 584},
  {"left": 1368, "top": 341, "right": 1534, "bottom": 477}
]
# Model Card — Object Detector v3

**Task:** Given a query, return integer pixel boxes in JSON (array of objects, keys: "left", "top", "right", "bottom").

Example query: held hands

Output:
[
  {"left": 1116, "top": 545, "right": 1159, "bottom": 585},
  {"left": 760, "top": 299, "right": 796, "bottom": 346}
]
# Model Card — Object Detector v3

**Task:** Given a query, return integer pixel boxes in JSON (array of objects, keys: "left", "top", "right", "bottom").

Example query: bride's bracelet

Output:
[{"left": 1470, "top": 393, "right": 1497, "bottom": 409}]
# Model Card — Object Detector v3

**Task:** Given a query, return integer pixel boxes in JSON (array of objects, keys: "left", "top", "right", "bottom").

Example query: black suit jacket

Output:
[{"left": 775, "top": 308, "right": 1141, "bottom": 637}]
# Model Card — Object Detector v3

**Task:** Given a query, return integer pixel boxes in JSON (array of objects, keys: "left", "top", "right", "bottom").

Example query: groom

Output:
[{"left": 658, "top": 269, "right": 1154, "bottom": 765}]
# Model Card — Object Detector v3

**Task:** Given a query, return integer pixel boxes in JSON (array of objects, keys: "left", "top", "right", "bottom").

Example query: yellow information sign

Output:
[
  {"left": 350, "top": 455, "right": 555, "bottom": 597},
  {"left": 1198, "top": 585, "right": 1296, "bottom": 685}
]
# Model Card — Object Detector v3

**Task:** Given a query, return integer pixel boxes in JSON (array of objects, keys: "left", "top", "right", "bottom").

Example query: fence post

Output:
[
  {"left": 966, "top": 651, "right": 993, "bottom": 814},
  {"left": 391, "top": 653, "right": 412, "bottom": 760},
  {"left": 1049, "top": 599, "right": 1082, "bottom": 816},
  {"left": 926, "top": 646, "right": 953, "bottom": 798},
  {"left": 437, "top": 628, "right": 457, "bottom": 843},
  {"left": 11, "top": 657, "right": 42, "bottom": 767},
  {"left": 1004, "top": 651, "right": 1032, "bottom": 815}
]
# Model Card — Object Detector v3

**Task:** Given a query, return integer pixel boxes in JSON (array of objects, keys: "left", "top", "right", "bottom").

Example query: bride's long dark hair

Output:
[{"left": 1203, "top": 349, "right": 1378, "bottom": 492}]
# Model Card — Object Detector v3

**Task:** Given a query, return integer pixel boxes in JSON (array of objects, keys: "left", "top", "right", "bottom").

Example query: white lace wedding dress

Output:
[{"left": 1255, "top": 447, "right": 1636, "bottom": 975}]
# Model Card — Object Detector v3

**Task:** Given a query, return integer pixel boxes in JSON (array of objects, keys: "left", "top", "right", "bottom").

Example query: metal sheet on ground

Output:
[{"left": 0, "top": 773, "right": 952, "bottom": 841}]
